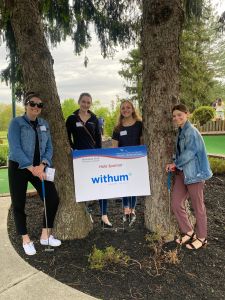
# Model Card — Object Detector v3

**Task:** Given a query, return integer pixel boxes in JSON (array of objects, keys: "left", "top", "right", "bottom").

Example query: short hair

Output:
[
  {"left": 172, "top": 103, "right": 189, "bottom": 113},
  {"left": 24, "top": 92, "right": 41, "bottom": 105}
]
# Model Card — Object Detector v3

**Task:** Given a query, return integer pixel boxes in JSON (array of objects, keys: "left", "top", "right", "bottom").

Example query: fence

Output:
[{"left": 195, "top": 120, "right": 225, "bottom": 134}]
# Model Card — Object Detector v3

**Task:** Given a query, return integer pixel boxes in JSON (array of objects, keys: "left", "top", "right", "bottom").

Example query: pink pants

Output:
[{"left": 172, "top": 171, "right": 207, "bottom": 238}]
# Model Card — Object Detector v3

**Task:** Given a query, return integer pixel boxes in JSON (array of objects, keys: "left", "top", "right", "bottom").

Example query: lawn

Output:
[
  {"left": 0, "top": 168, "right": 34, "bottom": 194},
  {"left": 203, "top": 135, "right": 225, "bottom": 155}
]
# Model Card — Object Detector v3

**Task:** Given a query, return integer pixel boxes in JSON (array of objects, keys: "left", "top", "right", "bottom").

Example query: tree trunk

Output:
[
  {"left": 9, "top": 0, "right": 92, "bottom": 239},
  {"left": 142, "top": 0, "right": 183, "bottom": 235}
]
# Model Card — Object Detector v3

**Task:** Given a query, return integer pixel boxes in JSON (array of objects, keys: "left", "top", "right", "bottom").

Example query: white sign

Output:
[
  {"left": 73, "top": 145, "right": 151, "bottom": 202},
  {"left": 45, "top": 167, "right": 55, "bottom": 182}
]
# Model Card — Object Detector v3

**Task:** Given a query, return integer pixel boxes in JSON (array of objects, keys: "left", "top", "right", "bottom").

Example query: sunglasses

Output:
[{"left": 28, "top": 101, "right": 44, "bottom": 108}]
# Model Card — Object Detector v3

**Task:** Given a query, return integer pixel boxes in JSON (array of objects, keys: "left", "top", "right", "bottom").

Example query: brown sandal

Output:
[
  {"left": 175, "top": 232, "right": 196, "bottom": 245},
  {"left": 186, "top": 238, "right": 207, "bottom": 250}
]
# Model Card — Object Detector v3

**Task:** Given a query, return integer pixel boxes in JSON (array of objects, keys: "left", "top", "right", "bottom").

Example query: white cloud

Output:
[{"left": 0, "top": 34, "right": 130, "bottom": 108}]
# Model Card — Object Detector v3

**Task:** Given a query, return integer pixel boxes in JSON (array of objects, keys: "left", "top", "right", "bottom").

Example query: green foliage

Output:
[
  {"left": 209, "top": 157, "right": 225, "bottom": 174},
  {"left": 118, "top": 47, "right": 142, "bottom": 106},
  {"left": 0, "top": 144, "right": 8, "bottom": 166},
  {"left": 192, "top": 106, "right": 215, "bottom": 125},
  {"left": 0, "top": 0, "right": 138, "bottom": 98},
  {"left": 0, "top": 104, "right": 24, "bottom": 130},
  {"left": 88, "top": 245, "right": 130, "bottom": 270},
  {"left": 61, "top": 98, "right": 79, "bottom": 120}
]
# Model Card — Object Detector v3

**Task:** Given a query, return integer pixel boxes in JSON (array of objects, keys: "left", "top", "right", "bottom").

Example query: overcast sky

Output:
[
  {"left": 0, "top": 0, "right": 224, "bottom": 108},
  {"left": 0, "top": 34, "right": 131, "bottom": 107}
]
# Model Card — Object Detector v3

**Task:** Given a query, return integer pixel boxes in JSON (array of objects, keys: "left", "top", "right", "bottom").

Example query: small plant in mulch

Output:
[
  {"left": 145, "top": 229, "right": 181, "bottom": 276},
  {"left": 88, "top": 245, "right": 130, "bottom": 270}
]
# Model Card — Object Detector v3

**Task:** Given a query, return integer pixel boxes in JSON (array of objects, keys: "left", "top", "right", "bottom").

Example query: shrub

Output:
[
  {"left": 88, "top": 245, "right": 130, "bottom": 270},
  {"left": 209, "top": 157, "right": 225, "bottom": 174},
  {"left": 191, "top": 106, "right": 215, "bottom": 126},
  {"left": 0, "top": 144, "right": 8, "bottom": 166},
  {"left": 0, "top": 145, "right": 8, "bottom": 164}
]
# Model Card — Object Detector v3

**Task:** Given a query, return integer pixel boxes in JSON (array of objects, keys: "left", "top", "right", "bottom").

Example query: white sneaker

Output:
[
  {"left": 23, "top": 242, "right": 36, "bottom": 255},
  {"left": 40, "top": 235, "right": 61, "bottom": 247}
]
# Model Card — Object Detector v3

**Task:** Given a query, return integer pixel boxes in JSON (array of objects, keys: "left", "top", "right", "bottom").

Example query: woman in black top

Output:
[
  {"left": 112, "top": 100, "right": 143, "bottom": 226},
  {"left": 66, "top": 93, "right": 112, "bottom": 227}
]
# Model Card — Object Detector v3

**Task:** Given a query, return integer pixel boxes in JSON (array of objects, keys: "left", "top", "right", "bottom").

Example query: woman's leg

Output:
[
  {"left": 8, "top": 161, "right": 29, "bottom": 237},
  {"left": 99, "top": 199, "right": 112, "bottom": 226},
  {"left": 122, "top": 197, "right": 130, "bottom": 214},
  {"left": 29, "top": 177, "right": 59, "bottom": 238},
  {"left": 99, "top": 199, "right": 107, "bottom": 216},
  {"left": 172, "top": 172, "right": 194, "bottom": 235},
  {"left": 130, "top": 196, "right": 137, "bottom": 213},
  {"left": 187, "top": 181, "right": 207, "bottom": 239}
]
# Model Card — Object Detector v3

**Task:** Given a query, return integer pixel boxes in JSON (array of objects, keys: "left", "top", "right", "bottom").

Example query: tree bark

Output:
[
  {"left": 9, "top": 0, "right": 93, "bottom": 239},
  {"left": 142, "top": 0, "right": 183, "bottom": 235}
]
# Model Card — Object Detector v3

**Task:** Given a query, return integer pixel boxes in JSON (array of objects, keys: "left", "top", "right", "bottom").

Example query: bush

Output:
[
  {"left": 209, "top": 157, "right": 225, "bottom": 174},
  {"left": 191, "top": 106, "right": 215, "bottom": 126},
  {"left": 0, "top": 144, "right": 8, "bottom": 166},
  {"left": 88, "top": 245, "right": 130, "bottom": 270}
]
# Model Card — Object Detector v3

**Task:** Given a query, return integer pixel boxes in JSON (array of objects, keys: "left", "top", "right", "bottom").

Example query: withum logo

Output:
[{"left": 91, "top": 174, "right": 129, "bottom": 184}]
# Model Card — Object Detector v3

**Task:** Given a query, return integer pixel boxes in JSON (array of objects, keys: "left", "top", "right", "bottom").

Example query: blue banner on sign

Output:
[{"left": 73, "top": 145, "right": 147, "bottom": 159}]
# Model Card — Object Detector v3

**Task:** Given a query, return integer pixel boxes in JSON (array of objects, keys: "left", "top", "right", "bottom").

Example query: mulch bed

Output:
[{"left": 7, "top": 175, "right": 225, "bottom": 300}]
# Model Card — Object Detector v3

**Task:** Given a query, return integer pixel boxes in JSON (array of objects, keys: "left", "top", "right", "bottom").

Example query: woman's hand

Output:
[
  {"left": 166, "top": 163, "right": 176, "bottom": 172},
  {"left": 32, "top": 164, "right": 45, "bottom": 178}
]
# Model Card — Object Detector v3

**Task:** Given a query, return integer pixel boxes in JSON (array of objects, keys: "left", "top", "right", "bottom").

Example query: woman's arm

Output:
[
  {"left": 112, "top": 139, "right": 119, "bottom": 148},
  {"left": 8, "top": 118, "right": 32, "bottom": 169},
  {"left": 41, "top": 121, "right": 53, "bottom": 166},
  {"left": 175, "top": 131, "right": 198, "bottom": 168},
  {"left": 66, "top": 116, "right": 75, "bottom": 149},
  {"left": 95, "top": 118, "right": 102, "bottom": 148}
]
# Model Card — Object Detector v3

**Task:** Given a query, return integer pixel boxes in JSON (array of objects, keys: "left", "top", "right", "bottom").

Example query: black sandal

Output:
[
  {"left": 186, "top": 238, "right": 207, "bottom": 250},
  {"left": 175, "top": 232, "right": 196, "bottom": 245}
]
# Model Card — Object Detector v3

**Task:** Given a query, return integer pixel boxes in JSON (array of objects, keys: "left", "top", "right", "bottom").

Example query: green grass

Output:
[
  {"left": 203, "top": 135, "right": 225, "bottom": 155},
  {"left": 0, "top": 168, "right": 34, "bottom": 194}
]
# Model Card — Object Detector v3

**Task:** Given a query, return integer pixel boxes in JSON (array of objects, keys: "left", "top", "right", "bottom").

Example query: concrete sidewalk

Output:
[{"left": 0, "top": 197, "right": 98, "bottom": 300}]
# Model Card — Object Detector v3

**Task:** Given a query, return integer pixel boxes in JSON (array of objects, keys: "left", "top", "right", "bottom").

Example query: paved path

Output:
[{"left": 0, "top": 197, "right": 98, "bottom": 300}]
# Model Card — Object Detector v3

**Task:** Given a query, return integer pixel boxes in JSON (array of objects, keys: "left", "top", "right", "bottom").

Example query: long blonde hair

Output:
[{"left": 115, "top": 100, "right": 141, "bottom": 132}]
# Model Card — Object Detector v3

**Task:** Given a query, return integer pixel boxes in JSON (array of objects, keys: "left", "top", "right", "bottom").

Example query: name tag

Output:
[
  {"left": 40, "top": 125, "right": 47, "bottom": 131},
  {"left": 76, "top": 122, "right": 83, "bottom": 127},
  {"left": 120, "top": 130, "right": 127, "bottom": 136}
]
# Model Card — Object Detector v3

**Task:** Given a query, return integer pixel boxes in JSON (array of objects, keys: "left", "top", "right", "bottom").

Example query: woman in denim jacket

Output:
[
  {"left": 166, "top": 104, "right": 212, "bottom": 250},
  {"left": 8, "top": 92, "right": 61, "bottom": 255}
]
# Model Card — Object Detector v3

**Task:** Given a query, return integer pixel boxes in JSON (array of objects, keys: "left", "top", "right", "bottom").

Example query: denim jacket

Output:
[
  {"left": 8, "top": 114, "right": 53, "bottom": 169},
  {"left": 174, "top": 121, "right": 212, "bottom": 184}
]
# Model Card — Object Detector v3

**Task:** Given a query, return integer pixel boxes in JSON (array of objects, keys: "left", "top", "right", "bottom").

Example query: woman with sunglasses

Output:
[
  {"left": 66, "top": 92, "right": 112, "bottom": 228},
  {"left": 8, "top": 92, "right": 61, "bottom": 255}
]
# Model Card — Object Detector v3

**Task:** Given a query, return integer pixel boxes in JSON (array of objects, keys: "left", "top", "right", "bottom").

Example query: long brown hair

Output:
[{"left": 115, "top": 100, "right": 141, "bottom": 132}]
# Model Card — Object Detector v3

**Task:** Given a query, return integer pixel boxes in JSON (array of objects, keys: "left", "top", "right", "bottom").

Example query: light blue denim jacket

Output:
[
  {"left": 8, "top": 114, "right": 53, "bottom": 169},
  {"left": 174, "top": 121, "right": 212, "bottom": 184}
]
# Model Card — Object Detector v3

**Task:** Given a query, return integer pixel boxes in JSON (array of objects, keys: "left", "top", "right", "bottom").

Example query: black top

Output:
[
  {"left": 30, "top": 119, "right": 40, "bottom": 166},
  {"left": 112, "top": 120, "right": 143, "bottom": 147},
  {"left": 66, "top": 109, "right": 102, "bottom": 150}
]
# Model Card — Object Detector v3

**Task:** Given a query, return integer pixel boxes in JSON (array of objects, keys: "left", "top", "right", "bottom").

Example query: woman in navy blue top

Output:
[
  {"left": 66, "top": 93, "right": 112, "bottom": 228},
  {"left": 112, "top": 100, "right": 143, "bottom": 225}
]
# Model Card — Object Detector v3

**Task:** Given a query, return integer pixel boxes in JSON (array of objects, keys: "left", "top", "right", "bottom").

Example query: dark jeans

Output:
[
  {"left": 99, "top": 199, "right": 108, "bottom": 215},
  {"left": 123, "top": 196, "right": 137, "bottom": 210},
  {"left": 8, "top": 160, "right": 59, "bottom": 235}
]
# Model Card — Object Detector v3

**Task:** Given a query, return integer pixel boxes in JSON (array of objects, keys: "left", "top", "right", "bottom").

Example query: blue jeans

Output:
[
  {"left": 122, "top": 196, "right": 137, "bottom": 210},
  {"left": 99, "top": 199, "right": 108, "bottom": 215}
]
